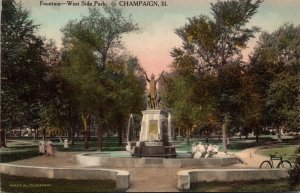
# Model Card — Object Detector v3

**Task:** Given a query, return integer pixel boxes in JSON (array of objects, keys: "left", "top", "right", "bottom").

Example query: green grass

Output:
[
  {"left": 189, "top": 180, "right": 300, "bottom": 192},
  {"left": 176, "top": 136, "right": 300, "bottom": 154},
  {"left": 258, "top": 145, "right": 299, "bottom": 161},
  {"left": 55, "top": 137, "right": 126, "bottom": 152},
  {"left": 175, "top": 137, "right": 274, "bottom": 153},
  {"left": 0, "top": 174, "right": 118, "bottom": 193},
  {"left": 0, "top": 143, "right": 40, "bottom": 163}
]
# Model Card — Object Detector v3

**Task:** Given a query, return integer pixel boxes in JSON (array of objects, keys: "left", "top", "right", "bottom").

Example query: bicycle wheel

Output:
[
  {"left": 277, "top": 160, "right": 292, "bottom": 169},
  {"left": 260, "top": 161, "right": 272, "bottom": 168}
]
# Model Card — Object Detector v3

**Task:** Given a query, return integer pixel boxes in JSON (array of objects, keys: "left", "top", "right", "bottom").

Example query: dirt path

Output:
[
  {"left": 235, "top": 146, "right": 270, "bottom": 168},
  {"left": 125, "top": 168, "right": 179, "bottom": 192}
]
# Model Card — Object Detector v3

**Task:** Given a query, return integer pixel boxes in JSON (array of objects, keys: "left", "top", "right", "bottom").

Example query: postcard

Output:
[{"left": 1, "top": 0, "right": 300, "bottom": 192}]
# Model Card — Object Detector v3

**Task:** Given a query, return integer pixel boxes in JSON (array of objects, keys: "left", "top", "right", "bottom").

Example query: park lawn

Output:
[
  {"left": 54, "top": 137, "right": 126, "bottom": 152},
  {"left": 175, "top": 136, "right": 276, "bottom": 153},
  {"left": 0, "top": 143, "right": 40, "bottom": 163},
  {"left": 258, "top": 145, "right": 299, "bottom": 161},
  {"left": 0, "top": 174, "right": 118, "bottom": 193},
  {"left": 189, "top": 180, "right": 299, "bottom": 192}
]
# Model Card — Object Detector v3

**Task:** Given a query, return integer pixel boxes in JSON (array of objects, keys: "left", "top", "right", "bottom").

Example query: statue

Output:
[{"left": 142, "top": 70, "right": 164, "bottom": 109}]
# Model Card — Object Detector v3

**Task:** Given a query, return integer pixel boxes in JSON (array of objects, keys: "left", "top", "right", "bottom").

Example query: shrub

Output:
[{"left": 288, "top": 145, "right": 300, "bottom": 190}]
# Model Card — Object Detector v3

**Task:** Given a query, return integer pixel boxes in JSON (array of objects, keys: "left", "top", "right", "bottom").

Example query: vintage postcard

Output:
[{"left": 1, "top": 0, "right": 300, "bottom": 192}]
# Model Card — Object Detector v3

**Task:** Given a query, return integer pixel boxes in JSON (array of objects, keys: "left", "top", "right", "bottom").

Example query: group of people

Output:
[{"left": 39, "top": 139, "right": 54, "bottom": 156}]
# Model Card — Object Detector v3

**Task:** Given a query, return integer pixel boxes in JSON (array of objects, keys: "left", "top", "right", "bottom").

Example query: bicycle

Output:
[{"left": 259, "top": 152, "right": 292, "bottom": 169}]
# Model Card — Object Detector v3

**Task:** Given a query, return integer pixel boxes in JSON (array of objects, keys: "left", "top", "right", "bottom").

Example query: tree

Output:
[
  {"left": 250, "top": 24, "right": 300, "bottom": 141},
  {"left": 105, "top": 55, "right": 146, "bottom": 145},
  {"left": 172, "top": 0, "right": 262, "bottom": 151},
  {"left": 60, "top": 2, "right": 140, "bottom": 149},
  {"left": 1, "top": 0, "right": 49, "bottom": 146},
  {"left": 61, "top": 41, "right": 106, "bottom": 149},
  {"left": 239, "top": 67, "right": 264, "bottom": 141},
  {"left": 61, "top": 1, "right": 139, "bottom": 71}
]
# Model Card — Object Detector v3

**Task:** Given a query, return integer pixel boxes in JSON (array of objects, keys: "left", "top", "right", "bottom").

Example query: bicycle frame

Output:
[{"left": 269, "top": 155, "right": 283, "bottom": 168}]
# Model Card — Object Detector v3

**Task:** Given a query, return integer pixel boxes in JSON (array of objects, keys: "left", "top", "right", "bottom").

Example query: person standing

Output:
[
  {"left": 46, "top": 139, "right": 54, "bottom": 156},
  {"left": 39, "top": 140, "right": 45, "bottom": 154}
]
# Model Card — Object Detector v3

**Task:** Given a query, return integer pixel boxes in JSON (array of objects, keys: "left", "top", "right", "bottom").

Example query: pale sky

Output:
[{"left": 21, "top": 0, "right": 300, "bottom": 75}]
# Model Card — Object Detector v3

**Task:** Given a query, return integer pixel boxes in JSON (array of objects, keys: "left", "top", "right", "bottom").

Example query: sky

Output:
[{"left": 20, "top": 0, "right": 300, "bottom": 76}]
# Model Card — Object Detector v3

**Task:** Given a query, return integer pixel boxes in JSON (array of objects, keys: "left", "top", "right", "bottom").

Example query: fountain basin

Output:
[{"left": 75, "top": 151, "right": 240, "bottom": 168}]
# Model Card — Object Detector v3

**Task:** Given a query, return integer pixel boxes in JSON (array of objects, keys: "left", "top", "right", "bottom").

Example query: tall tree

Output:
[
  {"left": 1, "top": 0, "right": 48, "bottom": 146},
  {"left": 61, "top": 1, "right": 139, "bottom": 71},
  {"left": 105, "top": 55, "right": 146, "bottom": 145},
  {"left": 172, "top": 0, "right": 262, "bottom": 151},
  {"left": 251, "top": 24, "right": 300, "bottom": 140},
  {"left": 60, "top": 2, "right": 140, "bottom": 149},
  {"left": 61, "top": 41, "right": 106, "bottom": 149}
]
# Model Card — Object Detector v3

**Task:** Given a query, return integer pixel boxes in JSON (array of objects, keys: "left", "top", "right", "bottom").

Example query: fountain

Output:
[
  {"left": 75, "top": 71, "right": 240, "bottom": 168},
  {"left": 127, "top": 71, "right": 176, "bottom": 157},
  {"left": 130, "top": 110, "right": 176, "bottom": 157}
]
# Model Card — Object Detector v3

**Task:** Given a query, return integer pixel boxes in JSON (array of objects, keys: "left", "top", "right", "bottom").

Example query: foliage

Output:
[
  {"left": 60, "top": 3, "right": 144, "bottom": 149},
  {"left": 61, "top": 1, "right": 139, "bottom": 71},
  {"left": 289, "top": 145, "right": 300, "bottom": 190},
  {"left": 250, "top": 24, "right": 300, "bottom": 138},
  {"left": 165, "top": 0, "right": 262, "bottom": 147},
  {"left": 104, "top": 54, "right": 146, "bottom": 144},
  {"left": 1, "top": 0, "right": 64, "bottom": 145}
]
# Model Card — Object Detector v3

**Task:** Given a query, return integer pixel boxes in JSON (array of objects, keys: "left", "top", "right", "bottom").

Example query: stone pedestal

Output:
[
  {"left": 132, "top": 109, "right": 176, "bottom": 158},
  {"left": 139, "top": 110, "right": 167, "bottom": 141}
]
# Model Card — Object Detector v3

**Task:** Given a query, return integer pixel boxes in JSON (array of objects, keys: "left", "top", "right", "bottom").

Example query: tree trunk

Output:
[
  {"left": 0, "top": 127, "right": 7, "bottom": 148},
  {"left": 222, "top": 114, "right": 230, "bottom": 153},
  {"left": 71, "top": 121, "right": 79, "bottom": 146},
  {"left": 98, "top": 126, "right": 103, "bottom": 150},
  {"left": 255, "top": 127, "right": 259, "bottom": 142},
  {"left": 43, "top": 128, "right": 46, "bottom": 140},
  {"left": 277, "top": 126, "right": 282, "bottom": 142},
  {"left": 186, "top": 128, "right": 190, "bottom": 145},
  {"left": 118, "top": 128, "right": 123, "bottom": 146},
  {"left": 206, "top": 129, "right": 209, "bottom": 143},
  {"left": 239, "top": 127, "right": 242, "bottom": 141},
  {"left": 245, "top": 128, "right": 248, "bottom": 139},
  {"left": 222, "top": 124, "right": 227, "bottom": 152},
  {"left": 88, "top": 120, "right": 91, "bottom": 141},
  {"left": 97, "top": 114, "right": 103, "bottom": 150},
  {"left": 81, "top": 114, "right": 90, "bottom": 149},
  {"left": 71, "top": 127, "right": 75, "bottom": 145},
  {"left": 34, "top": 128, "right": 37, "bottom": 141}
]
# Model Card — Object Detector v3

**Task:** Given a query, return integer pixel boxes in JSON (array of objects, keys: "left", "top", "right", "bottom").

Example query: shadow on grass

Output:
[
  {"left": 0, "top": 174, "right": 118, "bottom": 193},
  {"left": 0, "top": 148, "right": 40, "bottom": 163},
  {"left": 189, "top": 179, "right": 299, "bottom": 192}
]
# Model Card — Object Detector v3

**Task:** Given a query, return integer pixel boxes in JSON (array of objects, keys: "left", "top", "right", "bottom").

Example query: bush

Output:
[{"left": 288, "top": 145, "right": 300, "bottom": 190}]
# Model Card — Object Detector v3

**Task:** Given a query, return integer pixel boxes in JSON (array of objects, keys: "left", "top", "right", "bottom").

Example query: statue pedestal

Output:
[
  {"left": 139, "top": 110, "right": 167, "bottom": 141},
  {"left": 132, "top": 109, "right": 176, "bottom": 158}
]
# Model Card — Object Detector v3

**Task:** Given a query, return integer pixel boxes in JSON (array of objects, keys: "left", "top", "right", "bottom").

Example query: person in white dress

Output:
[{"left": 39, "top": 140, "right": 45, "bottom": 154}]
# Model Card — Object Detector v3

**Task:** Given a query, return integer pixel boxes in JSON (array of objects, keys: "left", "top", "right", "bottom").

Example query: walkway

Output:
[
  {"left": 235, "top": 146, "right": 274, "bottom": 168},
  {"left": 6, "top": 145, "right": 271, "bottom": 192}
]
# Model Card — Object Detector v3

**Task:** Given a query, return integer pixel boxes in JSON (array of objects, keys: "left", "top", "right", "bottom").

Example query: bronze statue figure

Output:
[{"left": 142, "top": 70, "right": 164, "bottom": 109}]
